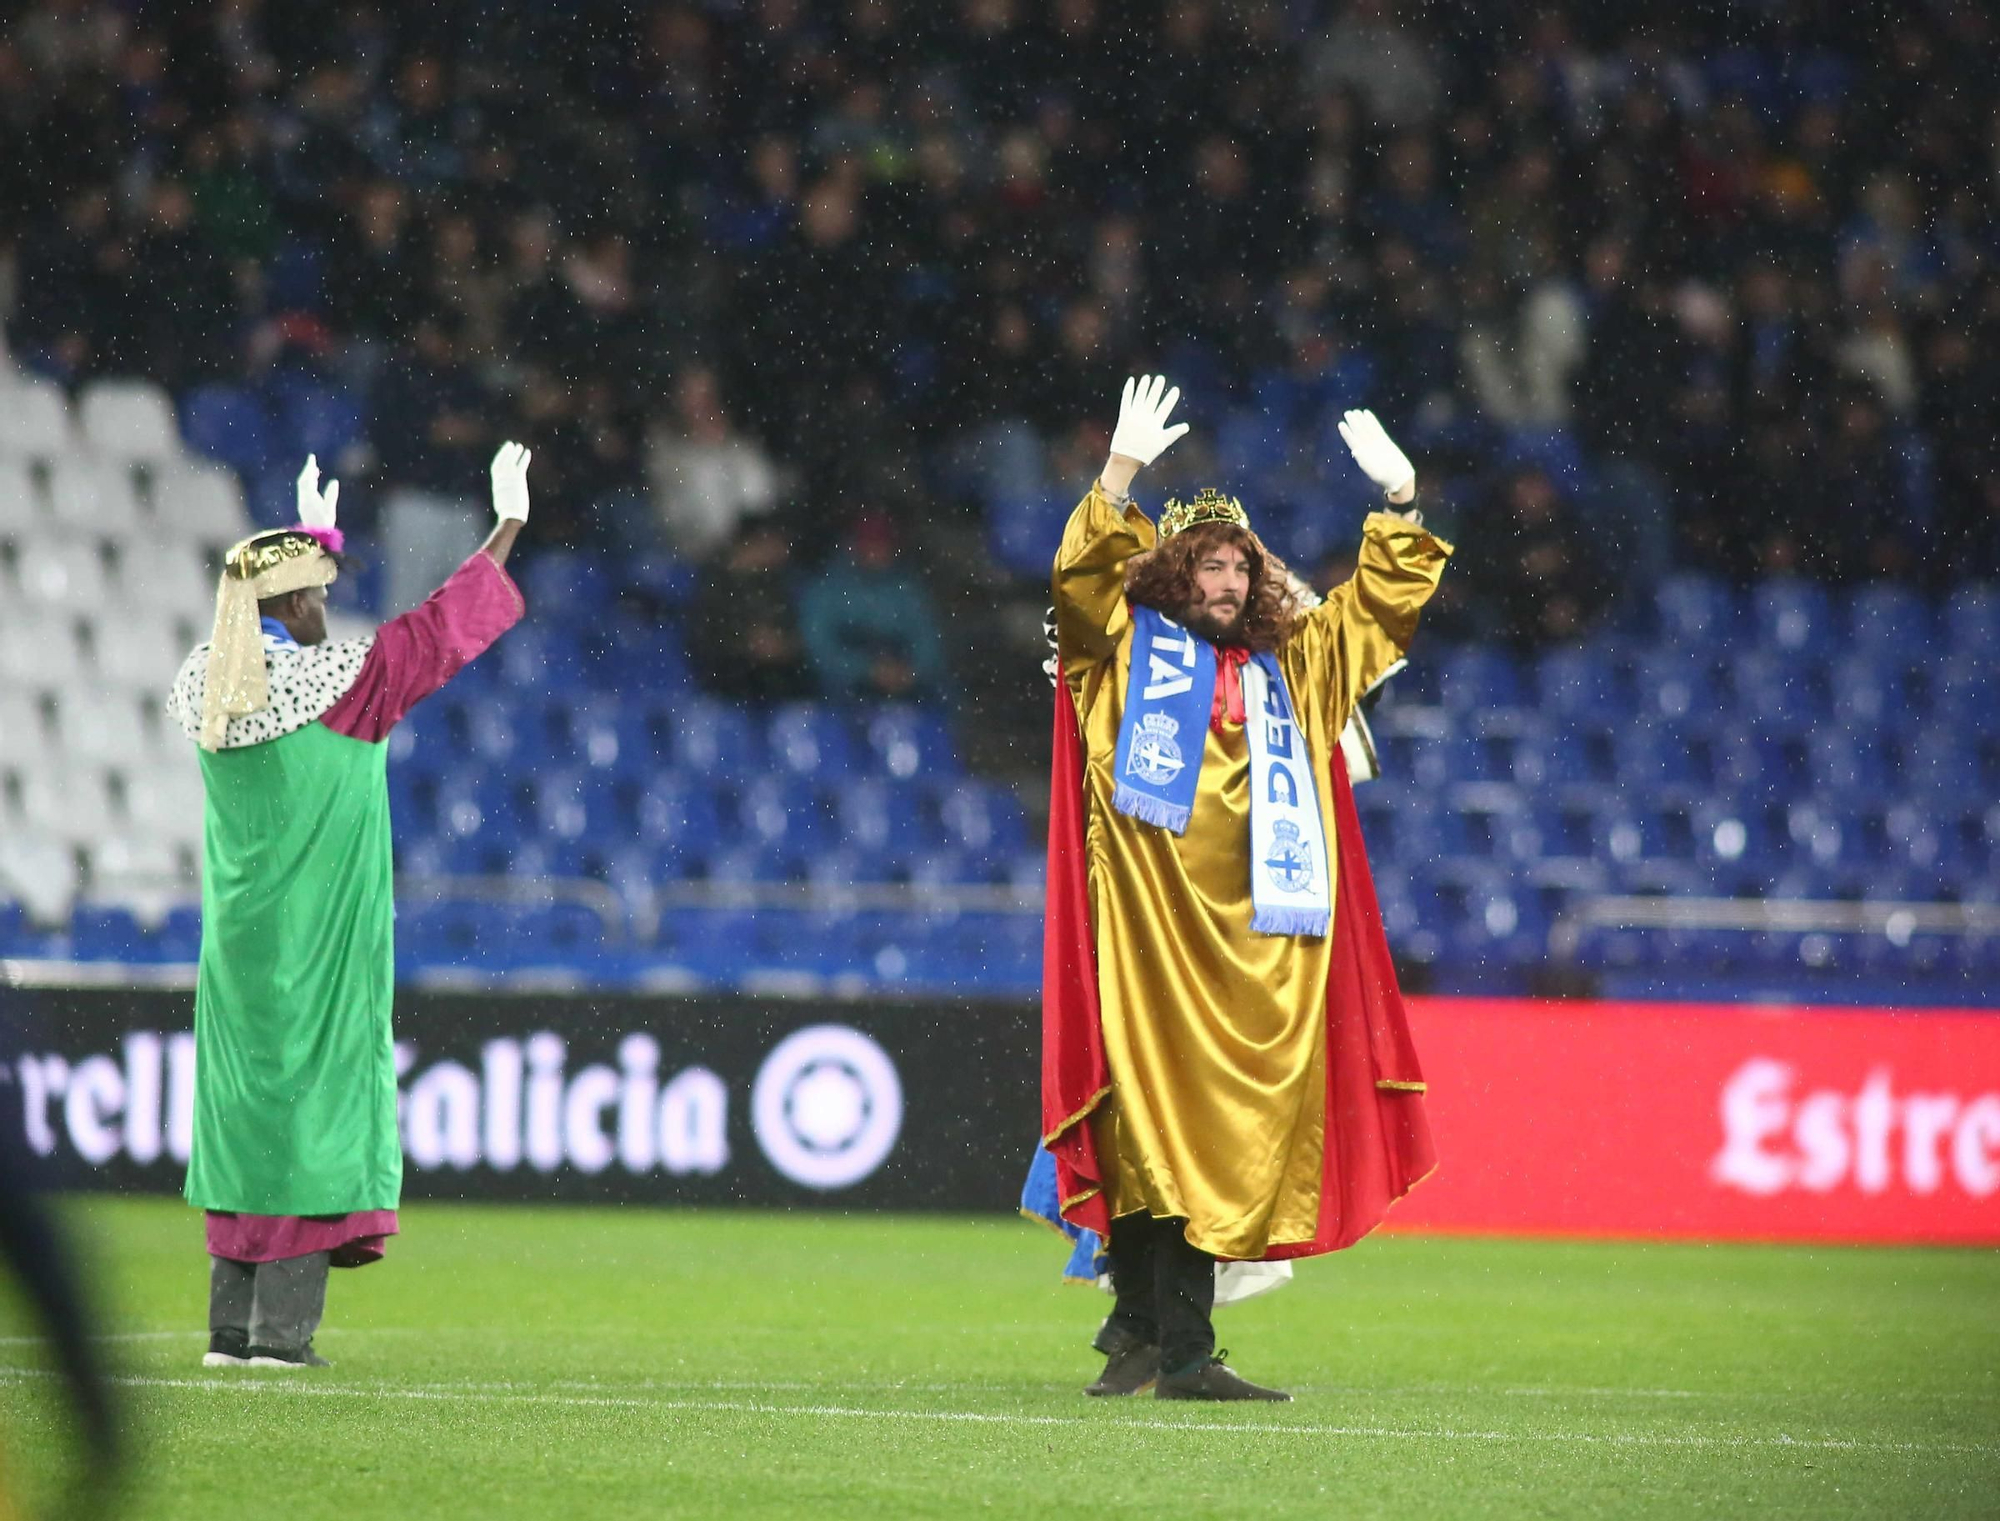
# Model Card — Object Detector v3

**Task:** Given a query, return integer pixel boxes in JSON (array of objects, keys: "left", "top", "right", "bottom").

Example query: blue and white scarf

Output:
[{"left": 1111, "top": 604, "right": 1332, "bottom": 937}]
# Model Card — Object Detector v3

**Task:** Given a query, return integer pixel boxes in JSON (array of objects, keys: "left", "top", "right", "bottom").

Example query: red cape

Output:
[{"left": 1039, "top": 672, "right": 1436, "bottom": 1256}]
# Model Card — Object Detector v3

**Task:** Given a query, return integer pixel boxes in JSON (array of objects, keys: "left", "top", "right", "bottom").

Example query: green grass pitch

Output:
[{"left": 1, "top": 1197, "right": 1995, "bottom": 1519}]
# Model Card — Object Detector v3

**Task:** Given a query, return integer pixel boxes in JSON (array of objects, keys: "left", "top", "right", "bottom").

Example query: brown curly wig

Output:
[{"left": 1123, "top": 520, "right": 1302, "bottom": 653}]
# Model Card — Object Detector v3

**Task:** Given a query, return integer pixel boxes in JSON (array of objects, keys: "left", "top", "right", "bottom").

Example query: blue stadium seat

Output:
[
  {"left": 1847, "top": 582, "right": 1932, "bottom": 665},
  {"left": 1720, "top": 728, "right": 1812, "bottom": 800},
  {"left": 1535, "top": 723, "right": 1621, "bottom": 796},
  {"left": 497, "top": 624, "right": 587, "bottom": 687},
  {"left": 1214, "top": 408, "right": 1289, "bottom": 483},
  {"left": 537, "top": 696, "right": 637, "bottom": 773},
  {"left": 635, "top": 776, "right": 727, "bottom": 860},
  {"left": 864, "top": 705, "right": 958, "bottom": 780},
  {"left": 1436, "top": 645, "right": 1526, "bottom": 711},
  {"left": 1654, "top": 573, "right": 1738, "bottom": 646},
  {"left": 667, "top": 698, "right": 765, "bottom": 778},
  {"left": 271, "top": 376, "right": 365, "bottom": 466},
  {"left": 1806, "top": 733, "right": 1895, "bottom": 800},
  {"left": 1901, "top": 732, "right": 1976, "bottom": 812},
  {"left": 833, "top": 778, "right": 938, "bottom": 860},
  {"left": 1614, "top": 724, "right": 1719, "bottom": 800},
  {"left": 180, "top": 384, "right": 271, "bottom": 474},
  {"left": 767, "top": 703, "right": 857, "bottom": 779},
  {"left": 1535, "top": 645, "right": 1626, "bottom": 722},
  {"left": 462, "top": 704, "right": 525, "bottom": 765},
  {"left": 243, "top": 461, "right": 305, "bottom": 529},
  {"left": 528, "top": 769, "right": 629, "bottom": 844},
  {"left": 388, "top": 765, "right": 443, "bottom": 836},
  {"left": 510, "top": 901, "right": 608, "bottom": 962},
  {"left": 432, "top": 772, "right": 535, "bottom": 846},
  {"left": 1401, "top": 733, "right": 1475, "bottom": 789},
  {"left": 736, "top": 774, "right": 832, "bottom": 859},
  {"left": 990, "top": 494, "right": 1063, "bottom": 581},
  {"left": 906, "top": 847, "right": 998, "bottom": 887},
  {"left": 938, "top": 911, "right": 1042, "bottom": 990},
  {"left": 1752, "top": 577, "right": 1834, "bottom": 655},
  {"left": 68, "top": 906, "right": 155, "bottom": 962},
  {"left": 395, "top": 901, "right": 492, "bottom": 965},
  {"left": 1943, "top": 583, "right": 1999, "bottom": 661},
  {"left": 1451, "top": 797, "right": 1527, "bottom": 861},
  {"left": 692, "top": 845, "right": 788, "bottom": 887},
  {"left": 803, "top": 846, "right": 902, "bottom": 887},
  {"left": 938, "top": 782, "right": 1028, "bottom": 856},
  {"left": 614, "top": 625, "right": 694, "bottom": 695},
  {"left": 1632, "top": 651, "right": 1718, "bottom": 724},
  {"left": 1727, "top": 652, "right": 1825, "bottom": 730},
  {"left": 616, "top": 552, "right": 697, "bottom": 607},
  {"left": 1831, "top": 656, "right": 1923, "bottom": 729},
  {"left": 1933, "top": 671, "right": 2000, "bottom": 739},
  {"left": 438, "top": 833, "right": 519, "bottom": 876},
  {"left": 1522, "top": 801, "right": 1600, "bottom": 862},
  {"left": 1498, "top": 427, "right": 1590, "bottom": 492},
  {"left": 516, "top": 552, "right": 613, "bottom": 621}
]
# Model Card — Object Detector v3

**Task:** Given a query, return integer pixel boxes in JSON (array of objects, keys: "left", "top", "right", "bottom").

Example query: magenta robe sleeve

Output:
[{"left": 319, "top": 551, "right": 525, "bottom": 743}]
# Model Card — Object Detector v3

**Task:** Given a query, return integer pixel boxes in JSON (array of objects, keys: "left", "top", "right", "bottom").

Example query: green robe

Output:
[{"left": 184, "top": 720, "right": 401, "bottom": 1215}]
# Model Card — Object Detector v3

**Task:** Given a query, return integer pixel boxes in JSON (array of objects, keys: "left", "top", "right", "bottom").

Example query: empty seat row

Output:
[
  {"left": 0, "top": 538, "right": 221, "bottom": 620},
  {"left": 0, "top": 455, "right": 247, "bottom": 541},
  {"left": 0, "top": 376, "right": 185, "bottom": 463},
  {"left": 390, "top": 697, "right": 961, "bottom": 783}
]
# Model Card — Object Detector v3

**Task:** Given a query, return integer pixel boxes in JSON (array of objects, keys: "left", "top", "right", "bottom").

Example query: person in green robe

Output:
[{"left": 165, "top": 443, "right": 533, "bottom": 1368}]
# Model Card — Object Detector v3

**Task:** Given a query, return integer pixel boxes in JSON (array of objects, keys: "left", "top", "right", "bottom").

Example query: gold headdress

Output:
[
  {"left": 199, "top": 530, "right": 339, "bottom": 751},
  {"left": 1158, "top": 487, "right": 1251, "bottom": 540}
]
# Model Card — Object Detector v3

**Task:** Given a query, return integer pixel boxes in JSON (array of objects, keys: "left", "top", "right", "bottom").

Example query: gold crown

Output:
[
  {"left": 223, "top": 529, "right": 328, "bottom": 581},
  {"left": 1158, "top": 487, "right": 1250, "bottom": 540}
]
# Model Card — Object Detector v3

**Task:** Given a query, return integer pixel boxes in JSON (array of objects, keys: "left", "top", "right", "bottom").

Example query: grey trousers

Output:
[{"left": 210, "top": 1253, "right": 330, "bottom": 1352}]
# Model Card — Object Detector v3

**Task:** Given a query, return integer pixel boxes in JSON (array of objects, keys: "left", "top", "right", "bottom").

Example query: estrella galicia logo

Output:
[
  {"left": 1265, "top": 819, "right": 1314, "bottom": 893},
  {"left": 1126, "top": 712, "right": 1186, "bottom": 788},
  {"left": 751, "top": 1024, "right": 904, "bottom": 1190}
]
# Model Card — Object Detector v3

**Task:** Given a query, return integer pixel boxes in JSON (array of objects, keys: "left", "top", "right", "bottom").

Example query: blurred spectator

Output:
[
  {"left": 799, "top": 514, "right": 946, "bottom": 702},
  {"left": 644, "top": 365, "right": 780, "bottom": 559},
  {"left": 687, "top": 520, "right": 813, "bottom": 704},
  {"left": 1470, "top": 468, "right": 1608, "bottom": 652},
  {"left": 0, "top": 0, "right": 1991, "bottom": 610},
  {"left": 374, "top": 314, "right": 493, "bottom": 610},
  {"left": 1306, "top": 0, "right": 1442, "bottom": 129}
]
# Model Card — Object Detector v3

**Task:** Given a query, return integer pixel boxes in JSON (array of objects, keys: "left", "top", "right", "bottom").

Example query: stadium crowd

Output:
[
  {"left": 3, "top": 1, "right": 1998, "bottom": 1002},
  {"left": 7, "top": 0, "right": 1999, "bottom": 655}
]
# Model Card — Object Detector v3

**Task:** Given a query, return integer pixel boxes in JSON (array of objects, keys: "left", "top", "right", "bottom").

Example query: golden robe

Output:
[{"left": 1054, "top": 484, "right": 1452, "bottom": 1259}]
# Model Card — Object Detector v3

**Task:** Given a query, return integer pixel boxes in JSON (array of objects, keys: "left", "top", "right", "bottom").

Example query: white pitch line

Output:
[
  {"left": 0, "top": 1369, "right": 1989, "bottom": 1457},
  {"left": 0, "top": 1332, "right": 197, "bottom": 1345}
]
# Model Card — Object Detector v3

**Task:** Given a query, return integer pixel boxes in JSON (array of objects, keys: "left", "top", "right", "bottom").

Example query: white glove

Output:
[
  {"left": 1108, "top": 374, "right": 1190, "bottom": 467},
  {"left": 296, "top": 454, "right": 338, "bottom": 528},
  {"left": 1337, "top": 409, "right": 1415, "bottom": 498},
  {"left": 490, "top": 441, "right": 532, "bottom": 523}
]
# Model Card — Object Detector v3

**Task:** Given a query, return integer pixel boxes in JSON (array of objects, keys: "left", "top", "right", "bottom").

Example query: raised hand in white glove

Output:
[
  {"left": 490, "top": 441, "right": 532, "bottom": 524},
  {"left": 1337, "top": 409, "right": 1416, "bottom": 501},
  {"left": 296, "top": 454, "right": 339, "bottom": 528},
  {"left": 1108, "top": 374, "right": 1190, "bottom": 468}
]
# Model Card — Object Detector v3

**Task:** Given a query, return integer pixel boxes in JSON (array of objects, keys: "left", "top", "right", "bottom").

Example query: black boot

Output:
[
  {"left": 203, "top": 1327, "right": 250, "bottom": 1368},
  {"left": 1156, "top": 1350, "right": 1291, "bottom": 1402},
  {"left": 1084, "top": 1322, "right": 1161, "bottom": 1396}
]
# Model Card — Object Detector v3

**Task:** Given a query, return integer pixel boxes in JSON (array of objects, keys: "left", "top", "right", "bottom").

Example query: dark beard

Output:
[{"left": 1185, "top": 602, "right": 1246, "bottom": 645}]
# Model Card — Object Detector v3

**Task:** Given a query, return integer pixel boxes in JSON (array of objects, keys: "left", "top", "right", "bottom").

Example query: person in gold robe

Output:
[{"left": 1048, "top": 376, "right": 1452, "bottom": 1401}]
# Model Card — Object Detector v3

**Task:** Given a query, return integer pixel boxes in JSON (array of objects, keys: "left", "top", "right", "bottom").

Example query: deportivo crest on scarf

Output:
[{"left": 1112, "top": 604, "right": 1332, "bottom": 937}]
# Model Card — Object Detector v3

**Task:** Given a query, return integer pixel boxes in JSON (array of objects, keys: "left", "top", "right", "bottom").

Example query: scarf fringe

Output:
[
  {"left": 1252, "top": 906, "right": 1330, "bottom": 938},
  {"left": 1112, "top": 784, "right": 1189, "bottom": 835}
]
